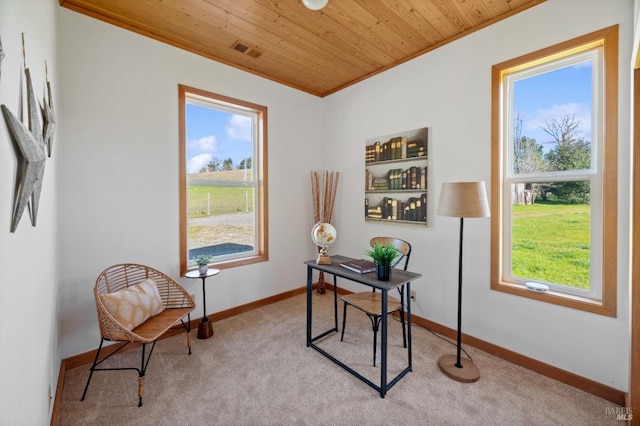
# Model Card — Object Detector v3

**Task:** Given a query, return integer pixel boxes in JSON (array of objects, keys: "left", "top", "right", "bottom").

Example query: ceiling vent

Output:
[{"left": 231, "top": 41, "right": 261, "bottom": 59}]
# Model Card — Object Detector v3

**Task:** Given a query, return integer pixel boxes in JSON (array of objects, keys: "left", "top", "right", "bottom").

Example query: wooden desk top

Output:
[{"left": 305, "top": 254, "right": 421, "bottom": 291}]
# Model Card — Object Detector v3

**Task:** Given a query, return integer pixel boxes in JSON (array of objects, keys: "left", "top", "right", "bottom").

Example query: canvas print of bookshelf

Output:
[{"left": 365, "top": 127, "right": 428, "bottom": 225}]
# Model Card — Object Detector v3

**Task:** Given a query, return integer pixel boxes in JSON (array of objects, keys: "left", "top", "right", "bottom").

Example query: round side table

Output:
[{"left": 185, "top": 268, "right": 221, "bottom": 339}]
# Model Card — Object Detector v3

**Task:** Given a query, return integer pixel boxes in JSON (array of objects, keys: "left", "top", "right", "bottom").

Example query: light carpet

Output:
[{"left": 58, "top": 291, "right": 622, "bottom": 425}]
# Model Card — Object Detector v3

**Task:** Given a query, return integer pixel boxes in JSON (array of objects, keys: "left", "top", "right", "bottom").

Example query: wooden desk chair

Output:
[
  {"left": 340, "top": 237, "right": 411, "bottom": 366},
  {"left": 81, "top": 263, "right": 195, "bottom": 407}
]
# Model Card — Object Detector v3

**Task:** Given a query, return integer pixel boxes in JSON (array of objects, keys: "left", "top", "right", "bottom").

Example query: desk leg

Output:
[
  {"left": 380, "top": 289, "right": 388, "bottom": 398},
  {"left": 306, "top": 266, "right": 313, "bottom": 346},
  {"left": 407, "top": 281, "right": 412, "bottom": 371},
  {"left": 333, "top": 274, "right": 338, "bottom": 330}
]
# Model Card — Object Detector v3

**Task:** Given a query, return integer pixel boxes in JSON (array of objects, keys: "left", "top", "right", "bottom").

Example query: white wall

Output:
[
  {"left": 0, "top": 0, "right": 60, "bottom": 424},
  {"left": 324, "top": 0, "right": 633, "bottom": 391},
  {"left": 1, "top": 3, "right": 631, "bottom": 423},
  {"left": 635, "top": 0, "right": 640, "bottom": 65},
  {"left": 56, "top": 7, "right": 324, "bottom": 359}
]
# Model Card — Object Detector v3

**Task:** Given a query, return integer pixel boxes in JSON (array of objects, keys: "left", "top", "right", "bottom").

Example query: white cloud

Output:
[
  {"left": 186, "top": 135, "right": 217, "bottom": 173},
  {"left": 226, "top": 114, "right": 252, "bottom": 141},
  {"left": 523, "top": 102, "right": 591, "bottom": 143},
  {"left": 187, "top": 153, "right": 213, "bottom": 174},
  {"left": 189, "top": 135, "right": 217, "bottom": 152}
]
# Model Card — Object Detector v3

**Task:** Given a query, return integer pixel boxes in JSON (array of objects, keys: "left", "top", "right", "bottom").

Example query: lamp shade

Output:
[
  {"left": 302, "top": 0, "right": 328, "bottom": 10},
  {"left": 437, "top": 181, "right": 490, "bottom": 218}
]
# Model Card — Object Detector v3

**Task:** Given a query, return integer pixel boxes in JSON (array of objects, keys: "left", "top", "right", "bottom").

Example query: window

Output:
[
  {"left": 491, "top": 26, "right": 618, "bottom": 316},
  {"left": 179, "top": 85, "right": 268, "bottom": 274}
]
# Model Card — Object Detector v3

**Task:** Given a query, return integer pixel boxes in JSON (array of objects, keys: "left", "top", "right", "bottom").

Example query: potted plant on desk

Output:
[
  {"left": 365, "top": 242, "right": 399, "bottom": 281},
  {"left": 195, "top": 255, "right": 212, "bottom": 275}
]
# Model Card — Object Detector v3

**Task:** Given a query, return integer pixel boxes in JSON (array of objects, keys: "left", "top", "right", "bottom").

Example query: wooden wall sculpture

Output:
[
  {"left": 1, "top": 105, "right": 46, "bottom": 232},
  {"left": 1, "top": 34, "right": 55, "bottom": 232}
]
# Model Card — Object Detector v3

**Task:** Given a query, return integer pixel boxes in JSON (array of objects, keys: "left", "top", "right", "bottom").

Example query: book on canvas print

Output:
[{"left": 340, "top": 259, "right": 377, "bottom": 274}]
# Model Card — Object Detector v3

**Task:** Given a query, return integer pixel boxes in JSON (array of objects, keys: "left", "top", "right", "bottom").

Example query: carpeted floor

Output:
[{"left": 58, "top": 292, "right": 622, "bottom": 425}]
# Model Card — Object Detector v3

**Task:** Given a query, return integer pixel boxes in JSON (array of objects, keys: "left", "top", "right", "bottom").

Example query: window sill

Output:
[
  {"left": 491, "top": 280, "right": 616, "bottom": 317},
  {"left": 211, "top": 254, "right": 268, "bottom": 270},
  {"left": 182, "top": 254, "right": 267, "bottom": 275}
]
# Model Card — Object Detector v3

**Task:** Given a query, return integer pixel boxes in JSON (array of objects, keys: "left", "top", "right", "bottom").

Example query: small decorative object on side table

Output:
[
  {"left": 185, "top": 268, "right": 220, "bottom": 340},
  {"left": 194, "top": 254, "right": 213, "bottom": 275}
]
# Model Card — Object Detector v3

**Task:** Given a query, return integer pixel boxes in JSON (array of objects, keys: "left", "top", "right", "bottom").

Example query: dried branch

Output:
[
  {"left": 310, "top": 171, "right": 320, "bottom": 223},
  {"left": 310, "top": 170, "right": 339, "bottom": 224}
]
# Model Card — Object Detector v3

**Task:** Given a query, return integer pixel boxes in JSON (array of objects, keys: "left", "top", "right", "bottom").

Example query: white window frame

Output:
[{"left": 502, "top": 50, "right": 603, "bottom": 300}]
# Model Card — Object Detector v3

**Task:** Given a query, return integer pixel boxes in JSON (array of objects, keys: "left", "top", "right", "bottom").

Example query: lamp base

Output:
[{"left": 438, "top": 354, "right": 480, "bottom": 383}]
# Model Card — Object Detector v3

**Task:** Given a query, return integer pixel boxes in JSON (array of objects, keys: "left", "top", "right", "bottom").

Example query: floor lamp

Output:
[{"left": 436, "top": 181, "right": 490, "bottom": 383}]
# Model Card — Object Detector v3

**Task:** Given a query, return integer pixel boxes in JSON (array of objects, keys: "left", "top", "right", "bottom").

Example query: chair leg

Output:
[
  {"left": 399, "top": 286, "right": 407, "bottom": 348},
  {"left": 340, "top": 301, "right": 348, "bottom": 341},
  {"left": 341, "top": 302, "right": 396, "bottom": 367},
  {"left": 81, "top": 338, "right": 156, "bottom": 407},
  {"left": 81, "top": 338, "right": 104, "bottom": 401},
  {"left": 137, "top": 376, "right": 145, "bottom": 407},
  {"left": 399, "top": 308, "right": 407, "bottom": 348},
  {"left": 186, "top": 313, "right": 192, "bottom": 355},
  {"left": 137, "top": 341, "right": 159, "bottom": 407},
  {"left": 372, "top": 316, "right": 381, "bottom": 367},
  {"left": 138, "top": 343, "right": 148, "bottom": 407}
]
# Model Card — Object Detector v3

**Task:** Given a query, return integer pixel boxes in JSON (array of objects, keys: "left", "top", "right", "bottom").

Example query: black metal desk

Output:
[{"left": 305, "top": 255, "right": 421, "bottom": 398}]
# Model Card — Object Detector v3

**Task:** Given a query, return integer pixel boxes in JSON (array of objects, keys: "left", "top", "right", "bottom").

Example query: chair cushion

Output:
[{"left": 100, "top": 278, "right": 165, "bottom": 330}]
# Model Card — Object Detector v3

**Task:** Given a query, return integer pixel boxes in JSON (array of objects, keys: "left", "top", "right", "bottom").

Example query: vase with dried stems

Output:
[{"left": 310, "top": 170, "right": 340, "bottom": 294}]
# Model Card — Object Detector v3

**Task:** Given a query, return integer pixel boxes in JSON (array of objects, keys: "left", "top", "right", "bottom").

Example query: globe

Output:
[
  {"left": 311, "top": 222, "right": 336, "bottom": 264},
  {"left": 311, "top": 222, "right": 337, "bottom": 247}
]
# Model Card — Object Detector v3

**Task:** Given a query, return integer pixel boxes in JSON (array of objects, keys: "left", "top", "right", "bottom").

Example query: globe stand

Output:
[
  {"left": 315, "top": 255, "right": 330, "bottom": 294},
  {"left": 316, "top": 246, "right": 331, "bottom": 265},
  {"left": 311, "top": 223, "right": 336, "bottom": 294}
]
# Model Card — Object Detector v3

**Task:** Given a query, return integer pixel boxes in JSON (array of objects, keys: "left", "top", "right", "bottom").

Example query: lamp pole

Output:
[
  {"left": 436, "top": 181, "right": 488, "bottom": 383},
  {"left": 455, "top": 217, "right": 464, "bottom": 368},
  {"left": 437, "top": 214, "right": 479, "bottom": 382}
]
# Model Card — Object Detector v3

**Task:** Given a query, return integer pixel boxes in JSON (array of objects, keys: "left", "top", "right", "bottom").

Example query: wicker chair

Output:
[
  {"left": 340, "top": 237, "right": 411, "bottom": 366},
  {"left": 81, "top": 263, "right": 195, "bottom": 407}
]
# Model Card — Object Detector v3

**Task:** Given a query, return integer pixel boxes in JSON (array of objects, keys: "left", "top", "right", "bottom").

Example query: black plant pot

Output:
[{"left": 376, "top": 264, "right": 391, "bottom": 281}]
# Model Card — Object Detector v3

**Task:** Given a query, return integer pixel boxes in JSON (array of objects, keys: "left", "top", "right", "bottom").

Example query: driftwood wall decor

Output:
[{"left": 1, "top": 33, "right": 55, "bottom": 232}]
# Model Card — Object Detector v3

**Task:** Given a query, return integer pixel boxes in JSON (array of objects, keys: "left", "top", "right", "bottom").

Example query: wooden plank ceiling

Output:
[{"left": 60, "top": 0, "right": 545, "bottom": 97}]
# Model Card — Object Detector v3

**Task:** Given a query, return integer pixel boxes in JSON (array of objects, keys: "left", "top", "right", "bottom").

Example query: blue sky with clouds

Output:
[
  {"left": 513, "top": 60, "right": 592, "bottom": 148},
  {"left": 186, "top": 104, "right": 253, "bottom": 173}
]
